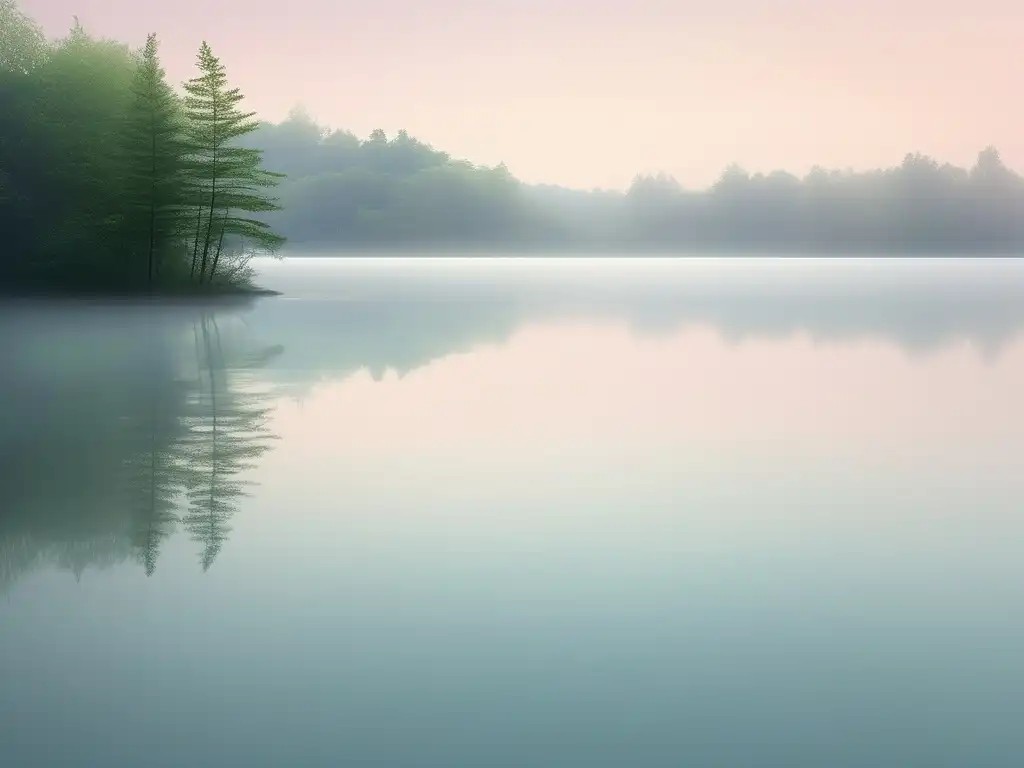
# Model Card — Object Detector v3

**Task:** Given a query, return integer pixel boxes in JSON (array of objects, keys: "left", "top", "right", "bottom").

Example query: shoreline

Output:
[{"left": 0, "top": 285, "right": 282, "bottom": 301}]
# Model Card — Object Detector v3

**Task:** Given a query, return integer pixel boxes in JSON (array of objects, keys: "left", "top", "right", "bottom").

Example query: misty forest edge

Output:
[
  {"left": 4, "top": 3, "right": 1024, "bottom": 296},
  {"left": 2, "top": 2, "right": 286, "bottom": 293}
]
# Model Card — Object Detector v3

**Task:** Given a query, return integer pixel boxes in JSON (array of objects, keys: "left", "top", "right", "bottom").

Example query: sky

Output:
[{"left": 19, "top": 0, "right": 1024, "bottom": 190}]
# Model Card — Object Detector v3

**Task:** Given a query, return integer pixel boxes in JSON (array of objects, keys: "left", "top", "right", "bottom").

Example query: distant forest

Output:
[
  {"left": 4, "top": 0, "right": 1024, "bottom": 266},
  {"left": 259, "top": 110, "right": 1024, "bottom": 253}
]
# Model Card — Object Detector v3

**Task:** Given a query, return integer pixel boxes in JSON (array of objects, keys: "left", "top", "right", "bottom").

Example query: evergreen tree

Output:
[
  {"left": 29, "top": 21, "right": 137, "bottom": 285},
  {"left": 123, "top": 33, "right": 188, "bottom": 286},
  {"left": 182, "top": 42, "right": 284, "bottom": 285}
]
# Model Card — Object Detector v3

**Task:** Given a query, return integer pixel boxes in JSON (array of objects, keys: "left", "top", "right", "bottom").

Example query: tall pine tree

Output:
[
  {"left": 123, "top": 33, "right": 187, "bottom": 286},
  {"left": 182, "top": 42, "right": 284, "bottom": 285}
]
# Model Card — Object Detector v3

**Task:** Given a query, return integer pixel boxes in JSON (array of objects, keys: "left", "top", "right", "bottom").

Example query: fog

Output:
[{"left": 256, "top": 113, "right": 1024, "bottom": 253}]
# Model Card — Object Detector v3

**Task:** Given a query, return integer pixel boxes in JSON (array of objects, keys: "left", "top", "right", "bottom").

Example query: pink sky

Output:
[{"left": 19, "top": 0, "right": 1024, "bottom": 189}]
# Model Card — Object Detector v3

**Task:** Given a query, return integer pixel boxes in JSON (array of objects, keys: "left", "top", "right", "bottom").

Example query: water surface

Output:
[{"left": 3, "top": 257, "right": 1024, "bottom": 767}]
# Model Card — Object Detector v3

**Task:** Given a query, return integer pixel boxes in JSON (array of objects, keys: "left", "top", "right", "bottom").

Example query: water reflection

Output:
[
  {"left": 179, "top": 316, "right": 279, "bottom": 571},
  {"left": 0, "top": 303, "right": 281, "bottom": 589},
  {"left": 4, "top": 258, "right": 1024, "bottom": 588},
  {"left": 247, "top": 257, "right": 1024, "bottom": 391},
  {"left": 2, "top": 261, "right": 1024, "bottom": 768}
]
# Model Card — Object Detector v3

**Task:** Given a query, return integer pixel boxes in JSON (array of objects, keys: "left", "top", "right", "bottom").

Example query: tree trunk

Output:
[
  {"left": 209, "top": 210, "right": 228, "bottom": 282},
  {"left": 190, "top": 206, "right": 202, "bottom": 281},
  {"left": 199, "top": 173, "right": 216, "bottom": 283},
  {"left": 147, "top": 123, "right": 156, "bottom": 288},
  {"left": 198, "top": 103, "right": 219, "bottom": 284}
]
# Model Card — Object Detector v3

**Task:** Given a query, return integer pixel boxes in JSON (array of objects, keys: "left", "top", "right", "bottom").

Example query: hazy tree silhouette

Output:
[{"left": 247, "top": 108, "right": 1024, "bottom": 254}]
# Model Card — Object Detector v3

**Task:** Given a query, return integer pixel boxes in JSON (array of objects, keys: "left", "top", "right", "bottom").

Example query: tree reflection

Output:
[
  {"left": 179, "top": 314, "right": 278, "bottom": 571},
  {"left": 121, "top": 359, "right": 189, "bottom": 576},
  {"left": 0, "top": 302, "right": 282, "bottom": 589}
]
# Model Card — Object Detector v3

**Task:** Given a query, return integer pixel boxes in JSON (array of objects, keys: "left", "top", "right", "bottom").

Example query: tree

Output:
[
  {"left": 0, "top": 0, "right": 46, "bottom": 74},
  {"left": 182, "top": 42, "right": 285, "bottom": 285},
  {"left": 0, "top": 13, "right": 41, "bottom": 268},
  {"left": 123, "top": 33, "right": 188, "bottom": 286},
  {"left": 26, "top": 21, "right": 137, "bottom": 284},
  {"left": 1, "top": 4, "right": 286, "bottom": 291}
]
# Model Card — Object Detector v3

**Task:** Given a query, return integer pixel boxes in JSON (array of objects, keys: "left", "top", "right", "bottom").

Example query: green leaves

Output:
[
  {"left": 0, "top": 0, "right": 46, "bottom": 74},
  {"left": 122, "top": 33, "right": 191, "bottom": 285},
  {"left": 182, "top": 41, "right": 285, "bottom": 283},
  {"left": 1, "top": 4, "right": 285, "bottom": 292}
]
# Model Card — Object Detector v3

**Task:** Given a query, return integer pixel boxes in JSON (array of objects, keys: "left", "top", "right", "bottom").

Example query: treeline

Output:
[
  {"left": 260, "top": 111, "right": 1024, "bottom": 253},
  {"left": 5, "top": 0, "right": 1023, "bottom": 262},
  {"left": 0, "top": 1, "right": 284, "bottom": 291},
  {"left": 253, "top": 112, "right": 555, "bottom": 247}
]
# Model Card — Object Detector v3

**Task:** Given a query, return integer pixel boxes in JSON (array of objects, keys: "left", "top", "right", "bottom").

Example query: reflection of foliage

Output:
[
  {"left": 121, "top": 374, "right": 189, "bottom": 576},
  {"left": 0, "top": 306, "right": 282, "bottom": 590},
  {"left": 0, "top": 533, "right": 135, "bottom": 592},
  {"left": 179, "top": 315, "right": 279, "bottom": 571}
]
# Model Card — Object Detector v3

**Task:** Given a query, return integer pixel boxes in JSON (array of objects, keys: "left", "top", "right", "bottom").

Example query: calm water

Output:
[{"left": 3, "top": 257, "right": 1024, "bottom": 767}]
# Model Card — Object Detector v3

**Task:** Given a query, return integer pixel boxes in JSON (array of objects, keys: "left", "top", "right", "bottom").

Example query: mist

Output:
[{"left": 255, "top": 111, "right": 1024, "bottom": 253}]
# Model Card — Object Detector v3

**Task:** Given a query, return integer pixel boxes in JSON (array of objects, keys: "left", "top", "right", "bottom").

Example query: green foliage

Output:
[
  {"left": 13, "top": 25, "right": 138, "bottom": 281},
  {"left": 0, "top": 4, "right": 285, "bottom": 292},
  {"left": 183, "top": 42, "right": 284, "bottom": 285},
  {"left": 0, "top": 0, "right": 46, "bottom": 74},
  {"left": 122, "top": 33, "right": 189, "bottom": 285},
  {"left": 4, "top": 0, "right": 1023, "bottom": 268}
]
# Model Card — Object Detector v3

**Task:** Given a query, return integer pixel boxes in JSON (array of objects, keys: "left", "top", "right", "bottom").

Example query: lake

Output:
[{"left": 3, "top": 256, "right": 1024, "bottom": 767}]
